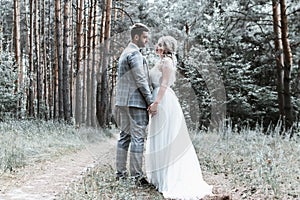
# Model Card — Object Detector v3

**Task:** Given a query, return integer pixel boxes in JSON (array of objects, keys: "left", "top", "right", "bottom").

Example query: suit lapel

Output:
[{"left": 143, "top": 57, "right": 151, "bottom": 87}]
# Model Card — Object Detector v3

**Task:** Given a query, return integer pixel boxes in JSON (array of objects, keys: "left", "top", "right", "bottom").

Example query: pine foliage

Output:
[{"left": 0, "top": 52, "right": 19, "bottom": 120}]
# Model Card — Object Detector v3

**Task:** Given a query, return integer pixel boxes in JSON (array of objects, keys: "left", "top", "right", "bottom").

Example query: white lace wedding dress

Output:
[{"left": 145, "top": 56, "right": 213, "bottom": 199}]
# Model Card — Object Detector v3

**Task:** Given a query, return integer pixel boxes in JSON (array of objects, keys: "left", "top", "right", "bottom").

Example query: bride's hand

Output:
[{"left": 148, "top": 102, "right": 158, "bottom": 116}]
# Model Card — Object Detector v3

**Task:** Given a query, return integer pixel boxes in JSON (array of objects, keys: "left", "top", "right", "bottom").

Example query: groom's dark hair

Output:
[{"left": 131, "top": 23, "right": 149, "bottom": 39}]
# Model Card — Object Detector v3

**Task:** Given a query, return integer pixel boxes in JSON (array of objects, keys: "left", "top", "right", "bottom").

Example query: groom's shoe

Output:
[
  {"left": 135, "top": 177, "right": 150, "bottom": 187},
  {"left": 116, "top": 176, "right": 127, "bottom": 181},
  {"left": 116, "top": 171, "right": 128, "bottom": 181}
]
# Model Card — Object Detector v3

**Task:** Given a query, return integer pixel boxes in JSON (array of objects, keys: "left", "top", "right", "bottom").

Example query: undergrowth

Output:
[
  {"left": 1, "top": 120, "right": 299, "bottom": 199},
  {"left": 60, "top": 123, "right": 299, "bottom": 200},
  {"left": 192, "top": 125, "right": 300, "bottom": 199},
  {"left": 0, "top": 120, "right": 83, "bottom": 173},
  {"left": 59, "top": 164, "right": 163, "bottom": 200}
]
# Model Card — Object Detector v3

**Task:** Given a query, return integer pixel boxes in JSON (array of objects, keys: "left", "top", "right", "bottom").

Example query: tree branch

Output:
[{"left": 111, "top": 7, "right": 134, "bottom": 25}]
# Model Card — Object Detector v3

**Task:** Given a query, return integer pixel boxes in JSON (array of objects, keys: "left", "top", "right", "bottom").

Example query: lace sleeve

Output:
[
  {"left": 160, "top": 57, "right": 176, "bottom": 87},
  {"left": 161, "top": 57, "right": 172, "bottom": 68}
]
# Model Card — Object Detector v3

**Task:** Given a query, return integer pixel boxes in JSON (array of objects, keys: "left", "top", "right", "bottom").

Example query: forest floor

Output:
[
  {"left": 0, "top": 136, "right": 116, "bottom": 200},
  {"left": 0, "top": 133, "right": 234, "bottom": 200},
  {"left": 1, "top": 121, "right": 299, "bottom": 200}
]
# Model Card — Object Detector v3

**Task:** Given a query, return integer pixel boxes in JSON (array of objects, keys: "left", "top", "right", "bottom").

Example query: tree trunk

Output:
[
  {"left": 69, "top": 2, "right": 74, "bottom": 122},
  {"left": 295, "top": 61, "right": 300, "bottom": 97},
  {"left": 96, "top": 1, "right": 105, "bottom": 126},
  {"left": 272, "top": 0, "right": 284, "bottom": 118},
  {"left": 109, "top": 4, "right": 119, "bottom": 126},
  {"left": 0, "top": 19, "right": 2, "bottom": 53},
  {"left": 34, "top": 0, "right": 43, "bottom": 118},
  {"left": 90, "top": 0, "right": 98, "bottom": 127},
  {"left": 280, "top": 0, "right": 294, "bottom": 129},
  {"left": 63, "top": 0, "right": 72, "bottom": 122},
  {"left": 41, "top": 0, "right": 49, "bottom": 120},
  {"left": 13, "top": 0, "right": 22, "bottom": 91},
  {"left": 13, "top": 0, "right": 23, "bottom": 117},
  {"left": 27, "top": 0, "right": 35, "bottom": 117},
  {"left": 82, "top": 5, "right": 88, "bottom": 125},
  {"left": 75, "top": 0, "right": 85, "bottom": 126},
  {"left": 55, "top": 0, "right": 64, "bottom": 120},
  {"left": 97, "top": 0, "right": 112, "bottom": 127},
  {"left": 47, "top": 0, "right": 53, "bottom": 119},
  {"left": 86, "top": 0, "right": 93, "bottom": 126}
]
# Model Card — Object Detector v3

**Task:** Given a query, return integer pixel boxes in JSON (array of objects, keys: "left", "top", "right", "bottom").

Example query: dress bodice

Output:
[{"left": 150, "top": 56, "right": 176, "bottom": 88}]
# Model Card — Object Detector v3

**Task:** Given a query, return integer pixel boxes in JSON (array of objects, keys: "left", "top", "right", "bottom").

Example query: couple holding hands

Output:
[{"left": 115, "top": 23, "right": 212, "bottom": 199}]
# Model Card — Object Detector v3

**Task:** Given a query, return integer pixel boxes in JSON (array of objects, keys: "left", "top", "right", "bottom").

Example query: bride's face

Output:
[{"left": 155, "top": 40, "right": 164, "bottom": 56}]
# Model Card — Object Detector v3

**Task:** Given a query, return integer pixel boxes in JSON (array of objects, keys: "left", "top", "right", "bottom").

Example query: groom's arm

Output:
[{"left": 128, "top": 51, "right": 153, "bottom": 106}]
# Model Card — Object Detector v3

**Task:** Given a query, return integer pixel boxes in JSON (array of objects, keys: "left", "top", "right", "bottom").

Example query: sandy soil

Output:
[{"left": 0, "top": 137, "right": 116, "bottom": 200}]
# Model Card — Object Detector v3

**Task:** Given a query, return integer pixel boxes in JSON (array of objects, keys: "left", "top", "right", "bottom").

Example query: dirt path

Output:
[
  {"left": 0, "top": 137, "right": 117, "bottom": 200},
  {"left": 0, "top": 134, "right": 233, "bottom": 200}
]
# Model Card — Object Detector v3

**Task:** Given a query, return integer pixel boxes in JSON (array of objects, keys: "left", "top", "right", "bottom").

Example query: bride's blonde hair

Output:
[{"left": 158, "top": 36, "right": 177, "bottom": 54}]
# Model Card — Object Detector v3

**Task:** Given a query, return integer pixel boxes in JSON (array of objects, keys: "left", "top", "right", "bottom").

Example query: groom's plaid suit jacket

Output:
[{"left": 115, "top": 42, "right": 153, "bottom": 109}]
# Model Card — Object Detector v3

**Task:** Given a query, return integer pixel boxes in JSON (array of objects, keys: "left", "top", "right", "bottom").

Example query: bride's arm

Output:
[{"left": 148, "top": 58, "right": 172, "bottom": 114}]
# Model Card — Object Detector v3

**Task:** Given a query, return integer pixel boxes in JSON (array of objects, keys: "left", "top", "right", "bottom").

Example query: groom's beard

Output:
[{"left": 137, "top": 39, "right": 146, "bottom": 48}]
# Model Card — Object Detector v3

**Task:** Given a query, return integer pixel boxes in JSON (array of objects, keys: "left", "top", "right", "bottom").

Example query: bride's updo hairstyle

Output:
[{"left": 158, "top": 36, "right": 177, "bottom": 55}]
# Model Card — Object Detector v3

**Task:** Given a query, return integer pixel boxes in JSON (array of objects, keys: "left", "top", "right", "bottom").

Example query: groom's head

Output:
[{"left": 131, "top": 23, "right": 149, "bottom": 48}]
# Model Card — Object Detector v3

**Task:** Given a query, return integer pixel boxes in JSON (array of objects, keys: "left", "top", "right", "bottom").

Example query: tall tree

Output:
[
  {"left": 85, "top": 0, "right": 94, "bottom": 126},
  {"left": 280, "top": 0, "right": 294, "bottom": 129},
  {"left": 297, "top": 58, "right": 300, "bottom": 96},
  {"left": 97, "top": 0, "right": 112, "bottom": 127},
  {"left": 47, "top": 0, "right": 54, "bottom": 119},
  {"left": 96, "top": 2, "right": 106, "bottom": 127},
  {"left": 63, "top": 0, "right": 72, "bottom": 122},
  {"left": 0, "top": 17, "right": 2, "bottom": 53},
  {"left": 109, "top": 2, "right": 120, "bottom": 125},
  {"left": 13, "top": 0, "right": 23, "bottom": 117},
  {"left": 55, "top": 0, "right": 64, "bottom": 119},
  {"left": 13, "top": 0, "right": 22, "bottom": 93},
  {"left": 34, "top": 0, "right": 43, "bottom": 118},
  {"left": 90, "top": 0, "right": 98, "bottom": 127},
  {"left": 69, "top": 0, "right": 75, "bottom": 122},
  {"left": 272, "top": 0, "right": 284, "bottom": 118},
  {"left": 41, "top": 0, "right": 49, "bottom": 119},
  {"left": 27, "top": 0, "right": 35, "bottom": 117},
  {"left": 75, "top": 0, "right": 85, "bottom": 125},
  {"left": 81, "top": 3, "right": 88, "bottom": 125}
]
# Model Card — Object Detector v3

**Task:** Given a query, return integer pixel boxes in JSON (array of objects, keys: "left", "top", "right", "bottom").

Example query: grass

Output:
[
  {"left": 0, "top": 120, "right": 83, "bottom": 173},
  {"left": 1, "top": 120, "right": 299, "bottom": 199},
  {"left": 60, "top": 124, "right": 300, "bottom": 200},
  {"left": 59, "top": 164, "right": 164, "bottom": 200},
  {"left": 192, "top": 126, "right": 300, "bottom": 199}
]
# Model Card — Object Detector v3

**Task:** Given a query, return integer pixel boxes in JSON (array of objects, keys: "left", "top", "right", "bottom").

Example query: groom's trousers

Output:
[{"left": 115, "top": 106, "right": 149, "bottom": 179}]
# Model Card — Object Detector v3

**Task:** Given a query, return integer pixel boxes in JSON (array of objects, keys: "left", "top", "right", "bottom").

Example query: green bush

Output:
[{"left": 0, "top": 52, "right": 19, "bottom": 120}]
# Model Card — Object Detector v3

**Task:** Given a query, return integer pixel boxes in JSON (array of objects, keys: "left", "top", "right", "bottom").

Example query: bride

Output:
[{"left": 146, "top": 36, "right": 213, "bottom": 199}]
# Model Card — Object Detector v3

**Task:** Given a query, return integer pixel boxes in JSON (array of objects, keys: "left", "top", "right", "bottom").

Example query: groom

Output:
[{"left": 115, "top": 23, "right": 153, "bottom": 186}]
